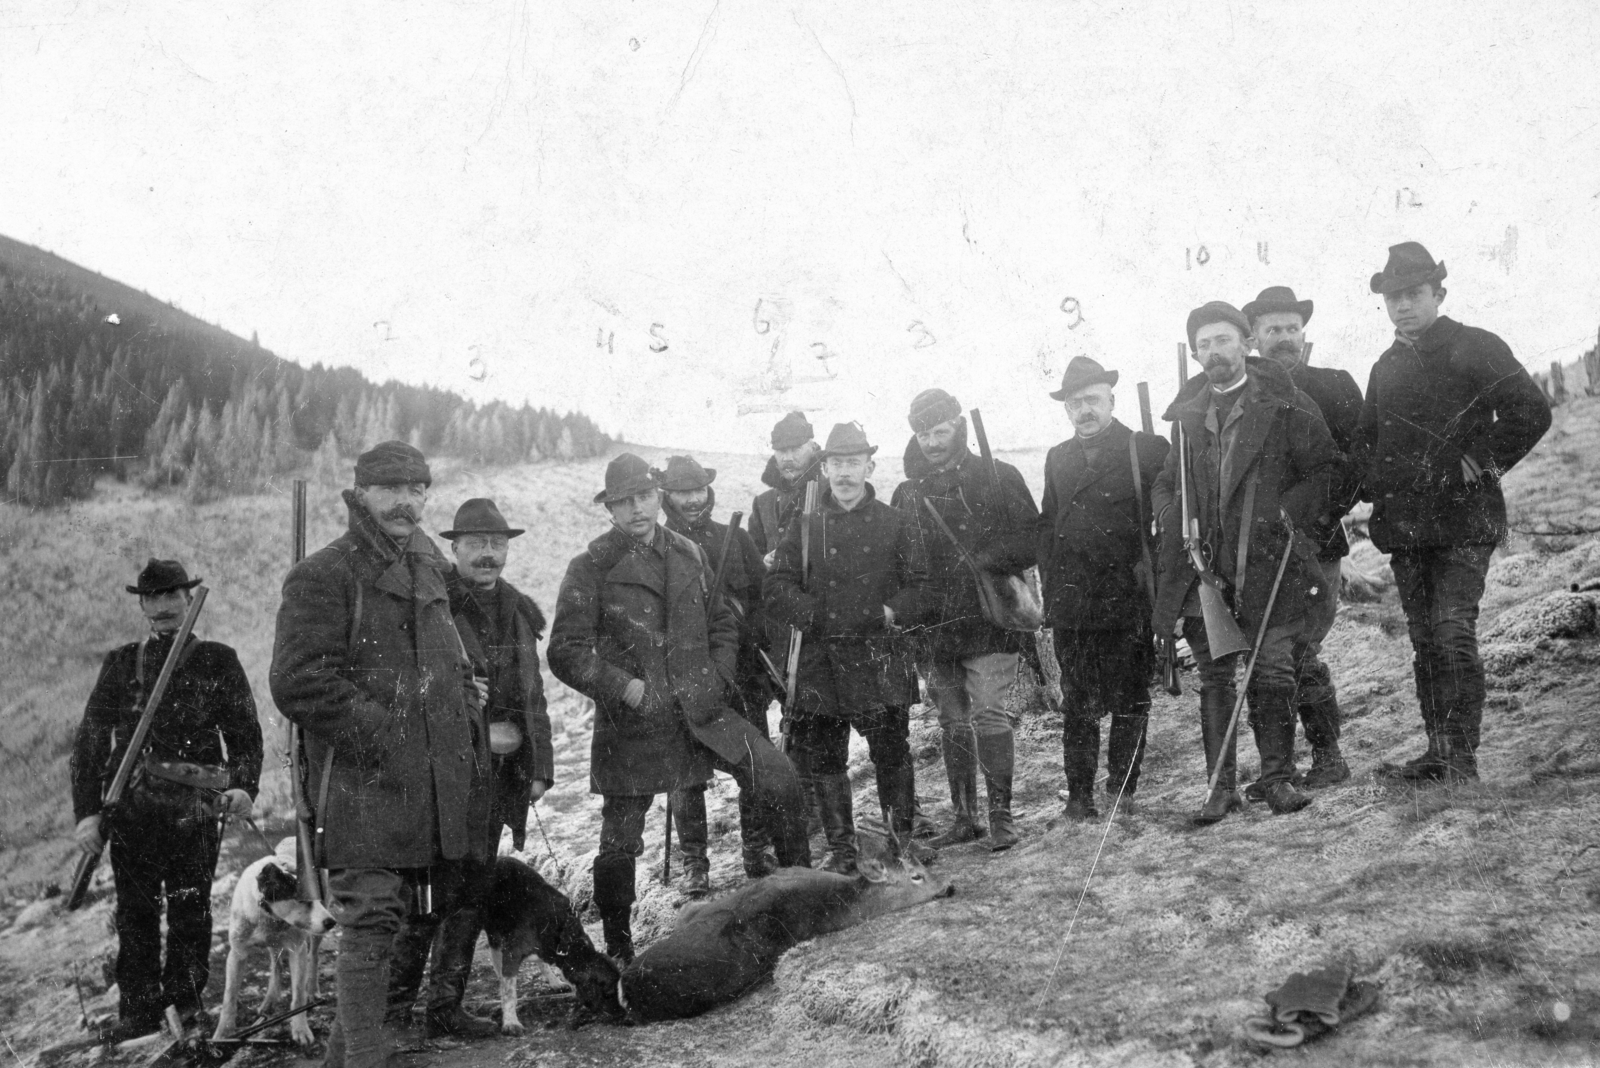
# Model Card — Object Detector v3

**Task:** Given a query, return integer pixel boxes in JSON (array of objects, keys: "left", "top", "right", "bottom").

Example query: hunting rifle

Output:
[
  {"left": 67, "top": 587, "right": 209, "bottom": 910},
  {"left": 779, "top": 481, "right": 819, "bottom": 752},
  {"left": 706, "top": 511, "right": 744, "bottom": 615},
  {"left": 1132, "top": 384, "right": 1182, "bottom": 696},
  {"left": 288, "top": 480, "right": 324, "bottom": 904},
  {"left": 1177, "top": 424, "right": 1250, "bottom": 659}
]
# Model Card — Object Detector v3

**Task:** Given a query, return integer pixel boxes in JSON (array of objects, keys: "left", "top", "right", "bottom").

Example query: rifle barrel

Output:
[{"left": 1137, "top": 382, "right": 1154, "bottom": 435}]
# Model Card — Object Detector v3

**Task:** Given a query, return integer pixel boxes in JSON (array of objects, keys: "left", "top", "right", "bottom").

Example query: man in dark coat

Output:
[
  {"left": 387, "top": 498, "right": 555, "bottom": 1040},
  {"left": 547, "top": 454, "right": 809, "bottom": 962},
  {"left": 270, "top": 441, "right": 487, "bottom": 1068},
  {"left": 659, "top": 455, "right": 780, "bottom": 888},
  {"left": 891, "top": 389, "right": 1039, "bottom": 852},
  {"left": 766, "top": 423, "right": 936, "bottom": 872},
  {"left": 1152, "top": 303, "right": 1338, "bottom": 824},
  {"left": 1037, "top": 359, "right": 1168, "bottom": 820},
  {"left": 1354, "top": 243, "right": 1551, "bottom": 783},
  {"left": 72, "top": 559, "right": 262, "bottom": 1043},
  {"left": 749, "top": 411, "right": 822, "bottom": 564},
  {"left": 1243, "top": 286, "right": 1363, "bottom": 790}
]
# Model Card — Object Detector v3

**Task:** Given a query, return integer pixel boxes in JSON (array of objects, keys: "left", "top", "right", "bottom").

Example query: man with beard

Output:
[
  {"left": 1151, "top": 304, "right": 1338, "bottom": 825},
  {"left": 548, "top": 454, "right": 810, "bottom": 962},
  {"left": 658, "top": 454, "right": 780, "bottom": 890},
  {"left": 271, "top": 441, "right": 486, "bottom": 1068},
  {"left": 1037, "top": 360, "right": 1169, "bottom": 820},
  {"left": 386, "top": 498, "right": 554, "bottom": 1040},
  {"left": 750, "top": 411, "right": 822, "bottom": 565},
  {"left": 72, "top": 559, "right": 262, "bottom": 1043},
  {"left": 892, "top": 390, "right": 1039, "bottom": 852},
  {"left": 1242, "top": 286, "right": 1363, "bottom": 791},
  {"left": 1355, "top": 243, "right": 1550, "bottom": 783},
  {"left": 766, "top": 423, "right": 936, "bottom": 873}
]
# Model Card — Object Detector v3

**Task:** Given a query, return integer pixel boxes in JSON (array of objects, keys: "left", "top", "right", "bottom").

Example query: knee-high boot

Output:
[
  {"left": 927, "top": 728, "right": 984, "bottom": 847},
  {"left": 590, "top": 855, "right": 636, "bottom": 964},
  {"left": 1251, "top": 687, "right": 1312, "bottom": 814},
  {"left": 1193, "top": 686, "right": 1244, "bottom": 826},
  {"left": 422, "top": 908, "right": 497, "bottom": 1039},
  {"left": 976, "top": 731, "right": 1018, "bottom": 852},
  {"left": 813, "top": 773, "right": 858, "bottom": 875},
  {"left": 876, "top": 761, "right": 937, "bottom": 863},
  {"left": 384, "top": 918, "right": 434, "bottom": 1027}
]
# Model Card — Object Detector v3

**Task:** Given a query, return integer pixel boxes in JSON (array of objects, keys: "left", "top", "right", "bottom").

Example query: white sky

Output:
[{"left": 3, "top": 0, "right": 1598, "bottom": 453}]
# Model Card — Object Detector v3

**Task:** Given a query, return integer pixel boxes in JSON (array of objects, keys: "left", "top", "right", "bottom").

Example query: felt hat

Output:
[
  {"left": 1241, "top": 285, "right": 1314, "bottom": 327},
  {"left": 1186, "top": 301, "right": 1252, "bottom": 351},
  {"left": 656, "top": 455, "right": 716, "bottom": 491},
  {"left": 770, "top": 411, "right": 815, "bottom": 451},
  {"left": 1369, "top": 241, "right": 1447, "bottom": 295},
  {"left": 354, "top": 440, "right": 431, "bottom": 487},
  {"left": 126, "top": 558, "right": 201, "bottom": 596},
  {"left": 440, "top": 498, "right": 524, "bottom": 539},
  {"left": 908, "top": 388, "right": 963, "bottom": 433},
  {"left": 594, "top": 453, "right": 659, "bottom": 505},
  {"left": 819, "top": 422, "right": 878, "bottom": 458},
  {"left": 1049, "top": 356, "right": 1120, "bottom": 401}
]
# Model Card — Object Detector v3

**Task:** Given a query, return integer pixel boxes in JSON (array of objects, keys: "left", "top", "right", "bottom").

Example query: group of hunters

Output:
[{"left": 70, "top": 241, "right": 1553, "bottom": 1063}]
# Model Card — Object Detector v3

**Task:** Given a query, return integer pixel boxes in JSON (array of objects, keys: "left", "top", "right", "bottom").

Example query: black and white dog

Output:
[{"left": 213, "top": 839, "right": 337, "bottom": 1047}]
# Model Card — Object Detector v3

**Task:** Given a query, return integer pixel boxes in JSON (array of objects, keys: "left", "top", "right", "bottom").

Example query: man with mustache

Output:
[
  {"left": 658, "top": 455, "right": 780, "bottom": 890},
  {"left": 1354, "top": 243, "right": 1550, "bottom": 784},
  {"left": 548, "top": 454, "right": 811, "bottom": 962},
  {"left": 1151, "top": 303, "right": 1339, "bottom": 825},
  {"left": 71, "top": 559, "right": 262, "bottom": 1043},
  {"left": 271, "top": 441, "right": 487, "bottom": 1068},
  {"left": 1241, "top": 286, "right": 1363, "bottom": 792},
  {"left": 385, "top": 498, "right": 554, "bottom": 1039},
  {"left": 1037, "top": 359, "right": 1169, "bottom": 820},
  {"left": 749, "top": 411, "right": 822, "bottom": 566}
]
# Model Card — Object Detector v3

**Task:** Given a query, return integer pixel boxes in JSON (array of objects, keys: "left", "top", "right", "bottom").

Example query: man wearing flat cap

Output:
[
  {"left": 271, "top": 441, "right": 487, "bottom": 1068},
  {"left": 385, "top": 498, "right": 554, "bottom": 1039},
  {"left": 767, "top": 424, "right": 936, "bottom": 872},
  {"left": 1151, "top": 303, "right": 1339, "bottom": 824},
  {"left": 1354, "top": 242, "right": 1550, "bottom": 784},
  {"left": 548, "top": 453, "right": 810, "bottom": 961},
  {"left": 658, "top": 455, "right": 780, "bottom": 889},
  {"left": 750, "top": 411, "right": 822, "bottom": 565},
  {"left": 72, "top": 559, "right": 262, "bottom": 1043},
  {"left": 1038, "top": 358, "right": 1169, "bottom": 820},
  {"left": 891, "top": 390, "right": 1040, "bottom": 852},
  {"left": 1242, "top": 286, "right": 1363, "bottom": 792}
]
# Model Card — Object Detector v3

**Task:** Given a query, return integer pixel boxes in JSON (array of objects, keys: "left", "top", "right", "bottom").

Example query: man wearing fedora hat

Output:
[
  {"left": 658, "top": 455, "right": 781, "bottom": 889},
  {"left": 767, "top": 423, "right": 936, "bottom": 872},
  {"left": 1355, "top": 242, "right": 1550, "bottom": 784},
  {"left": 1242, "top": 286, "right": 1364, "bottom": 791},
  {"left": 750, "top": 411, "right": 823, "bottom": 566},
  {"left": 271, "top": 441, "right": 488, "bottom": 1068},
  {"left": 548, "top": 453, "right": 810, "bottom": 961},
  {"left": 72, "top": 559, "right": 262, "bottom": 1042},
  {"left": 1038, "top": 358, "right": 1169, "bottom": 821},
  {"left": 384, "top": 498, "right": 555, "bottom": 1040},
  {"left": 891, "top": 390, "right": 1040, "bottom": 852}
]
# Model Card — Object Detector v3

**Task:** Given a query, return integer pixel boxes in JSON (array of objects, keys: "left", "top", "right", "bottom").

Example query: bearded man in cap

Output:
[
  {"left": 1151, "top": 303, "right": 1339, "bottom": 825},
  {"left": 766, "top": 423, "right": 936, "bottom": 873},
  {"left": 1355, "top": 243, "right": 1550, "bottom": 784},
  {"left": 891, "top": 389, "right": 1039, "bottom": 852},
  {"left": 1241, "top": 286, "right": 1363, "bottom": 791},
  {"left": 548, "top": 454, "right": 810, "bottom": 962},
  {"left": 658, "top": 455, "right": 780, "bottom": 889},
  {"left": 1037, "top": 359, "right": 1169, "bottom": 820},
  {"left": 71, "top": 559, "right": 262, "bottom": 1043},
  {"left": 750, "top": 411, "right": 822, "bottom": 566},
  {"left": 271, "top": 441, "right": 487, "bottom": 1068}
]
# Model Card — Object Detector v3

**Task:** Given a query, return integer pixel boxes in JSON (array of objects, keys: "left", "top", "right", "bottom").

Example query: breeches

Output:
[{"left": 926, "top": 652, "right": 1019, "bottom": 738}]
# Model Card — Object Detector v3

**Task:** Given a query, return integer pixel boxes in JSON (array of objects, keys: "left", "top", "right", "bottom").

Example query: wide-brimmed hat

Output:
[
  {"left": 656, "top": 455, "right": 716, "bottom": 491},
  {"left": 1186, "top": 301, "right": 1252, "bottom": 351},
  {"left": 771, "top": 411, "right": 815, "bottom": 451},
  {"left": 908, "top": 388, "right": 963, "bottom": 433},
  {"left": 1241, "top": 285, "right": 1314, "bottom": 327},
  {"left": 1369, "top": 241, "right": 1447, "bottom": 295},
  {"left": 820, "top": 422, "right": 878, "bottom": 459},
  {"left": 354, "top": 440, "right": 431, "bottom": 486},
  {"left": 593, "top": 453, "right": 659, "bottom": 505},
  {"left": 441, "top": 498, "right": 524, "bottom": 539},
  {"left": 1049, "top": 356, "right": 1120, "bottom": 401},
  {"left": 126, "top": 558, "right": 201, "bottom": 596}
]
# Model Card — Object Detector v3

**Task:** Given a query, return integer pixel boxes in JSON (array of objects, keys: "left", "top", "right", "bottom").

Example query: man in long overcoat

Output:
[
  {"left": 1354, "top": 243, "right": 1550, "bottom": 783},
  {"left": 270, "top": 441, "right": 487, "bottom": 1068},
  {"left": 1152, "top": 303, "right": 1338, "bottom": 824},
  {"left": 547, "top": 454, "right": 809, "bottom": 962},
  {"left": 1038, "top": 359, "right": 1169, "bottom": 820}
]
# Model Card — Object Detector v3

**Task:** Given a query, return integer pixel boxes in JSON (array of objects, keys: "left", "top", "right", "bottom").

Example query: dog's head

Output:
[
  {"left": 255, "top": 861, "right": 338, "bottom": 935},
  {"left": 548, "top": 914, "right": 623, "bottom": 1024}
]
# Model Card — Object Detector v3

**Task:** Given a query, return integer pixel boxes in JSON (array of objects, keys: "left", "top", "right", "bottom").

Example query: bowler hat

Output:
[
  {"left": 820, "top": 422, "right": 878, "bottom": 459},
  {"left": 1369, "top": 241, "right": 1447, "bottom": 295},
  {"left": 593, "top": 453, "right": 659, "bottom": 505},
  {"left": 908, "top": 388, "right": 963, "bottom": 433},
  {"left": 354, "top": 440, "right": 432, "bottom": 487},
  {"left": 656, "top": 455, "right": 716, "bottom": 491},
  {"left": 1186, "top": 301, "right": 1252, "bottom": 352},
  {"left": 441, "top": 498, "right": 524, "bottom": 540},
  {"left": 126, "top": 558, "right": 201, "bottom": 596},
  {"left": 770, "top": 411, "right": 815, "bottom": 451},
  {"left": 1241, "top": 285, "right": 1314, "bottom": 327},
  {"left": 1049, "top": 356, "right": 1120, "bottom": 401}
]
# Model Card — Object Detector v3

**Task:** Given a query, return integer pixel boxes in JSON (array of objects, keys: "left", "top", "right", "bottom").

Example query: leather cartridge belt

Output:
[{"left": 141, "top": 753, "right": 231, "bottom": 792}]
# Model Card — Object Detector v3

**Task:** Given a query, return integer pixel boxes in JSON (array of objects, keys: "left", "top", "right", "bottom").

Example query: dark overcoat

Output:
[
  {"left": 1289, "top": 363, "right": 1364, "bottom": 560},
  {"left": 1353, "top": 316, "right": 1550, "bottom": 551},
  {"left": 547, "top": 524, "right": 750, "bottom": 797},
  {"left": 763, "top": 484, "right": 934, "bottom": 718},
  {"left": 1037, "top": 418, "right": 1169, "bottom": 632},
  {"left": 1151, "top": 359, "right": 1338, "bottom": 637},
  {"left": 890, "top": 428, "right": 1040, "bottom": 661},
  {"left": 748, "top": 454, "right": 822, "bottom": 557},
  {"left": 663, "top": 489, "right": 773, "bottom": 701},
  {"left": 449, "top": 572, "right": 554, "bottom": 851},
  {"left": 269, "top": 491, "right": 486, "bottom": 869}
]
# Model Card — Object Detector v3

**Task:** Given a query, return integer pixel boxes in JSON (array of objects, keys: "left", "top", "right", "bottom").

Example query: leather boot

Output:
[
  {"left": 1252, "top": 688, "right": 1312, "bottom": 815},
  {"left": 1061, "top": 710, "right": 1099, "bottom": 821},
  {"left": 814, "top": 773, "right": 858, "bottom": 875},
  {"left": 1380, "top": 655, "right": 1445, "bottom": 779},
  {"left": 1436, "top": 736, "right": 1479, "bottom": 783},
  {"left": 671, "top": 786, "right": 711, "bottom": 897},
  {"left": 1193, "top": 686, "right": 1243, "bottom": 826},
  {"left": 977, "top": 731, "right": 1018, "bottom": 852},
  {"left": 878, "top": 762, "right": 938, "bottom": 865},
  {"left": 737, "top": 777, "right": 777, "bottom": 878},
  {"left": 1299, "top": 691, "right": 1350, "bottom": 787},
  {"left": 384, "top": 918, "right": 435, "bottom": 1028},
  {"left": 591, "top": 855, "right": 636, "bottom": 964},
  {"left": 423, "top": 909, "right": 498, "bottom": 1040},
  {"left": 928, "top": 728, "right": 985, "bottom": 847}
]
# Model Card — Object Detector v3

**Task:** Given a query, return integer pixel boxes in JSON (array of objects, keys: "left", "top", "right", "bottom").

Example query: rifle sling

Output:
[{"left": 1234, "top": 470, "right": 1260, "bottom": 607}]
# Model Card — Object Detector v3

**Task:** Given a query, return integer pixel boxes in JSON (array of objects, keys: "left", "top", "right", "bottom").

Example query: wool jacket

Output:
[
  {"left": 1288, "top": 362, "right": 1364, "bottom": 560},
  {"left": 748, "top": 453, "right": 822, "bottom": 557}
]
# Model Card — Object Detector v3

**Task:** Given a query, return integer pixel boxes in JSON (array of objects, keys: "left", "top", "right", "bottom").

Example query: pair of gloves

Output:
[{"left": 1243, "top": 965, "right": 1381, "bottom": 1049}]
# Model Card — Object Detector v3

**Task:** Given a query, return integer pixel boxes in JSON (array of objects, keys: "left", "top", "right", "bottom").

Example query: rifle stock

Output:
[{"left": 289, "top": 480, "right": 322, "bottom": 903}]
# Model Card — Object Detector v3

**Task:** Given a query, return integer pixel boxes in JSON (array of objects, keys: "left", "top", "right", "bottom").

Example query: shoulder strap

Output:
[{"left": 349, "top": 581, "right": 364, "bottom": 657}]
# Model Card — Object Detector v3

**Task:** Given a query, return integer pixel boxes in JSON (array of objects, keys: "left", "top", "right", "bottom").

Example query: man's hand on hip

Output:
[{"left": 622, "top": 678, "right": 646, "bottom": 709}]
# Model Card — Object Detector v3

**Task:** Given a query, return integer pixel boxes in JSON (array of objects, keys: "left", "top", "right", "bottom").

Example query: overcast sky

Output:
[{"left": 3, "top": 0, "right": 1597, "bottom": 453}]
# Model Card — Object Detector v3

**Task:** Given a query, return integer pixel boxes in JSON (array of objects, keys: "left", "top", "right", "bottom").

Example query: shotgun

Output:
[
  {"left": 1178, "top": 422, "right": 1248, "bottom": 658},
  {"left": 780, "top": 482, "right": 819, "bottom": 752},
  {"left": 969, "top": 408, "right": 1000, "bottom": 486},
  {"left": 707, "top": 511, "right": 743, "bottom": 616},
  {"left": 289, "top": 480, "right": 324, "bottom": 904},
  {"left": 1132, "top": 384, "right": 1182, "bottom": 696}
]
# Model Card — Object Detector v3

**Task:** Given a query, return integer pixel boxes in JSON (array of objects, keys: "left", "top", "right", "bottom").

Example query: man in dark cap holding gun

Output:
[{"left": 750, "top": 411, "right": 822, "bottom": 565}]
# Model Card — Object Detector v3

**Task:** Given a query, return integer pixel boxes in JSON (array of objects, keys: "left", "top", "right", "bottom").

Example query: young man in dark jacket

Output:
[
  {"left": 749, "top": 411, "right": 822, "bottom": 563},
  {"left": 1355, "top": 243, "right": 1551, "bottom": 783}
]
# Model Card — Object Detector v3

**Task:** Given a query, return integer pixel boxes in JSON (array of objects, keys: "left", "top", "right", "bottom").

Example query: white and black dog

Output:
[{"left": 213, "top": 838, "right": 337, "bottom": 1048}]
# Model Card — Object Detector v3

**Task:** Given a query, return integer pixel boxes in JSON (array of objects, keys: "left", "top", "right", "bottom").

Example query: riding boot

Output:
[
  {"left": 814, "top": 773, "right": 858, "bottom": 875},
  {"left": 737, "top": 779, "right": 778, "bottom": 877},
  {"left": 1193, "top": 686, "right": 1243, "bottom": 826},
  {"left": 977, "top": 731, "right": 1018, "bottom": 852},
  {"left": 1251, "top": 687, "right": 1313, "bottom": 814},
  {"left": 877, "top": 761, "right": 938, "bottom": 864},
  {"left": 671, "top": 786, "right": 712, "bottom": 898},
  {"left": 1436, "top": 735, "right": 1480, "bottom": 784},
  {"left": 1061, "top": 710, "right": 1100, "bottom": 820},
  {"left": 927, "top": 728, "right": 985, "bottom": 847},
  {"left": 1298, "top": 691, "right": 1350, "bottom": 788},
  {"left": 423, "top": 909, "right": 498, "bottom": 1039},
  {"left": 591, "top": 854, "right": 636, "bottom": 964},
  {"left": 384, "top": 918, "right": 435, "bottom": 1028}
]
